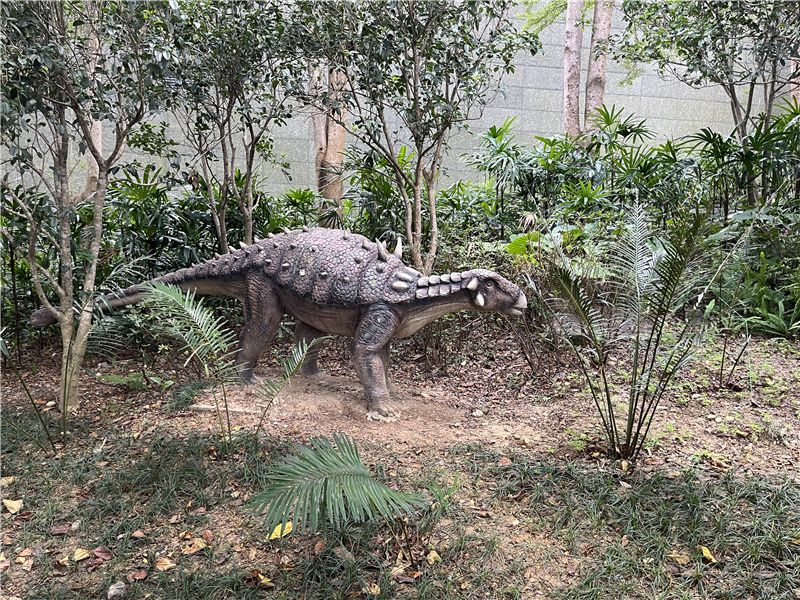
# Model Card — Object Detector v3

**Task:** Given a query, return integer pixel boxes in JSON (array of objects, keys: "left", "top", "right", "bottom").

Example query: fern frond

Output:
[{"left": 252, "top": 434, "right": 424, "bottom": 533}]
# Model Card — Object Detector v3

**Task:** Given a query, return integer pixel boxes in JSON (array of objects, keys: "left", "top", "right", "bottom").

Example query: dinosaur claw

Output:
[{"left": 367, "top": 410, "right": 398, "bottom": 423}]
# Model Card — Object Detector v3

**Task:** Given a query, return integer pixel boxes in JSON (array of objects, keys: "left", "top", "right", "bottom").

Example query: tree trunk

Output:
[
  {"left": 563, "top": 0, "right": 585, "bottom": 137},
  {"left": 584, "top": 0, "right": 614, "bottom": 127},
  {"left": 312, "top": 67, "right": 348, "bottom": 214}
]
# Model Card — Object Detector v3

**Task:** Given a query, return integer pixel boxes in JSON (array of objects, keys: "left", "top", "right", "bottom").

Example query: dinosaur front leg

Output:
[
  {"left": 294, "top": 321, "right": 327, "bottom": 376},
  {"left": 378, "top": 344, "right": 400, "bottom": 399},
  {"left": 237, "top": 276, "right": 282, "bottom": 383},
  {"left": 353, "top": 305, "right": 399, "bottom": 421}
]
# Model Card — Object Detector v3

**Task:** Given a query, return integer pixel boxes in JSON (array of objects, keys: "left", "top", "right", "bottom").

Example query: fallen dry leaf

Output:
[
  {"left": 426, "top": 550, "right": 442, "bottom": 565},
  {"left": 126, "top": 569, "right": 147, "bottom": 582},
  {"left": 181, "top": 538, "right": 208, "bottom": 555},
  {"left": 243, "top": 568, "right": 274, "bottom": 589},
  {"left": 313, "top": 540, "right": 326, "bottom": 555},
  {"left": 390, "top": 564, "right": 407, "bottom": 579},
  {"left": 2, "top": 499, "right": 23, "bottom": 514},
  {"left": 154, "top": 557, "right": 176, "bottom": 572},
  {"left": 73, "top": 548, "right": 92, "bottom": 562},
  {"left": 201, "top": 529, "right": 214, "bottom": 544},
  {"left": 131, "top": 530, "right": 146, "bottom": 539},
  {"left": 0, "top": 476, "right": 16, "bottom": 487},
  {"left": 363, "top": 583, "right": 381, "bottom": 596},
  {"left": 268, "top": 521, "right": 293, "bottom": 540},
  {"left": 50, "top": 524, "right": 71, "bottom": 536},
  {"left": 698, "top": 545, "right": 718, "bottom": 564},
  {"left": 666, "top": 550, "right": 691, "bottom": 565},
  {"left": 93, "top": 546, "right": 113, "bottom": 561}
]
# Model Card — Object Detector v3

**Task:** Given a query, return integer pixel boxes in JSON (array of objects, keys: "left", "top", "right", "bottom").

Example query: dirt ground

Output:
[
  {"left": 207, "top": 328, "right": 800, "bottom": 478},
  {"left": 1, "top": 324, "right": 799, "bottom": 599}
]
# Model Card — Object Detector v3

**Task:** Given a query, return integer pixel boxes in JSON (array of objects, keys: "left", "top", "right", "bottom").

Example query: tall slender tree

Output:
[
  {"left": 310, "top": 66, "right": 348, "bottom": 207},
  {"left": 584, "top": 0, "right": 615, "bottom": 126},
  {"left": 170, "top": 0, "right": 305, "bottom": 250},
  {"left": 1, "top": 0, "right": 175, "bottom": 410},
  {"left": 563, "top": 0, "right": 585, "bottom": 137}
]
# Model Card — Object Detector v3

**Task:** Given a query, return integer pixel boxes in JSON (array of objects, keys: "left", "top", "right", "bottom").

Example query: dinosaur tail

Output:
[{"left": 29, "top": 257, "right": 246, "bottom": 328}]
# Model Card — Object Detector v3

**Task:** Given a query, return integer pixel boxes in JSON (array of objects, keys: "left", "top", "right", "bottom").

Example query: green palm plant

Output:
[
  {"left": 547, "top": 204, "right": 710, "bottom": 461},
  {"left": 138, "top": 283, "right": 318, "bottom": 443},
  {"left": 252, "top": 433, "right": 424, "bottom": 534}
]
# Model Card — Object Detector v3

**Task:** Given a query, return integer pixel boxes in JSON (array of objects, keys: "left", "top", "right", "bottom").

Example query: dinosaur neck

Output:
[{"left": 398, "top": 290, "right": 473, "bottom": 337}]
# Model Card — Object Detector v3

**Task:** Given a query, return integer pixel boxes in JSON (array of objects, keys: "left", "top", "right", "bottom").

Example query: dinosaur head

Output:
[{"left": 465, "top": 269, "right": 527, "bottom": 316}]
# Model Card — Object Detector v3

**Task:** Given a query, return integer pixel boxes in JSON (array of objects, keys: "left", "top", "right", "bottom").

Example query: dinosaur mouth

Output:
[{"left": 507, "top": 292, "right": 528, "bottom": 316}]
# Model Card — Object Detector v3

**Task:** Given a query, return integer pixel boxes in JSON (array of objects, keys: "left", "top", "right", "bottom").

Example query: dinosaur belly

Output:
[{"left": 277, "top": 290, "right": 361, "bottom": 336}]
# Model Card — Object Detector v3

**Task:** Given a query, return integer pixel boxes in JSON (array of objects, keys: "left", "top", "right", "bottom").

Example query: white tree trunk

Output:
[
  {"left": 563, "top": 0, "right": 585, "bottom": 137},
  {"left": 791, "top": 58, "right": 800, "bottom": 102},
  {"left": 320, "top": 70, "right": 347, "bottom": 203},
  {"left": 584, "top": 0, "right": 614, "bottom": 127}
]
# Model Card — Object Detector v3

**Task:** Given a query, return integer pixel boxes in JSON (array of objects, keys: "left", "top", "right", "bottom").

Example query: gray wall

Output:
[
  {"left": 250, "top": 12, "right": 733, "bottom": 194},
  {"left": 122, "top": 7, "right": 733, "bottom": 195}
]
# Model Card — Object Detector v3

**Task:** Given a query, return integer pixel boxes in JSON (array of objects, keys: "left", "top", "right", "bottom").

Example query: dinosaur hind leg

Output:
[
  {"left": 236, "top": 277, "right": 282, "bottom": 383},
  {"left": 294, "top": 321, "right": 328, "bottom": 376}
]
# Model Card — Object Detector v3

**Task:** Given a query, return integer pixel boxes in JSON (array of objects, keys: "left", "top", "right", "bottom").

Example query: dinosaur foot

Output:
[{"left": 366, "top": 403, "right": 400, "bottom": 423}]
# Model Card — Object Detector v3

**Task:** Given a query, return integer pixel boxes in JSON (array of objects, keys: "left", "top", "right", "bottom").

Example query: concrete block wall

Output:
[{"left": 121, "top": 5, "right": 734, "bottom": 194}]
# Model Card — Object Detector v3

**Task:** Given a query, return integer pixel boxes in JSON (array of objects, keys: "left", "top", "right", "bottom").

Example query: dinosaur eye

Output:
[{"left": 485, "top": 281, "right": 495, "bottom": 288}]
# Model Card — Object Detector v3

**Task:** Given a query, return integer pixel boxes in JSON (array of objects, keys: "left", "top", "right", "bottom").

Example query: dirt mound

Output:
[{"left": 193, "top": 372, "right": 550, "bottom": 450}]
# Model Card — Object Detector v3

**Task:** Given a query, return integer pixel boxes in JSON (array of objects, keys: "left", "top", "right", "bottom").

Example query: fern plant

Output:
[
  {"left": 252, "top": 433, "right": 424, "bottom": 534},
  {"left": 547, "top": 204, "right": 710, "bottom": 461}
]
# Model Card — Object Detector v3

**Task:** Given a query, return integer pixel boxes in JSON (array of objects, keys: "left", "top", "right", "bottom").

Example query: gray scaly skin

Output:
[{"left": 31, "top": 227, "right": 527, "bottom": 420}]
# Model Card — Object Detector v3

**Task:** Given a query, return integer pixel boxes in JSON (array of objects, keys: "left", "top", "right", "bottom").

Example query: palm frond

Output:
[
  {"left": 86, "top": 315, "right": 135, "bottom": 359},
  {"left": 252, "top": 434, "right": 424, "bottom": 533},
  {"left": 95, "top": 256, "right": 152, "bottom": 298},
  {"left": 140, "top": 283, "right": 238, "bottom": 378},
  {"left": 254, "top": 336, "right": 330, "bottom": 403}
]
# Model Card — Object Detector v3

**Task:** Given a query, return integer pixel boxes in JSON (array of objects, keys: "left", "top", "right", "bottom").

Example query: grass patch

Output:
[{"left": 493, "top": 460, "right": 800, "bottom": 599}]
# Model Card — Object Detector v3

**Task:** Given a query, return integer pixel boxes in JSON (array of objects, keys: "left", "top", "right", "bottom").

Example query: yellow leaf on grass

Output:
[
  {"left": 73, "top": 548, "right": 92, "bottom": 562},
  {"left": 155, "top": 557, "right": 176, "bottom": 571},
  {"left": 269, "top": 521, "right": 293, "bottom": 540},
  {"left": 698, "top": 545, "right": 718, "bottom": 564},
  {"left": 181, "top": 538, "right": 208, "bottom": 555},
  {"left": 666, "top": 550, "right": 691, "bottom": 565},
  {"left": 2, "top": 499, "right": 22, "bottom": 514},
  {"left": 363, "top": 583, "right": 381, "bottom": 596},
  {"left": 0, "top": 476, "right": 16, "bottom": 487},
  {"left": 426, "top": 550, "right": 442, "bottom": 565}
]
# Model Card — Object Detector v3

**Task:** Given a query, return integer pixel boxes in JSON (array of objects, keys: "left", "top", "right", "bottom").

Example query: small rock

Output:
[
  {"left": 45, "top": 401, "right": 56, "bottom": 408},
  {"left": 107, "top": 581, "right": 126, "bottom": 599},
  {"left": 714, "top": 417, "right": 722, "bottom": 423},
  {"left": 471, "top": 409, "right": 484, "bottom": 418}
]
